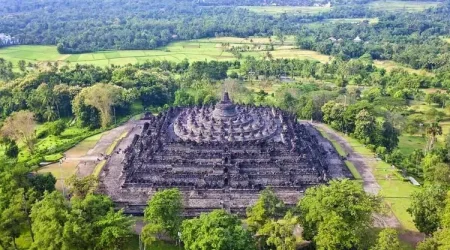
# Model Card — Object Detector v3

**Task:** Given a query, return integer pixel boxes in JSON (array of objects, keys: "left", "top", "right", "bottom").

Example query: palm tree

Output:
[{"left": 426, "top": 122, "right": 443, "bottom": 151}]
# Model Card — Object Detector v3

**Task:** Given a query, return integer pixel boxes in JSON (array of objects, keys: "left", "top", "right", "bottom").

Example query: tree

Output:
[
  {"left": 0, "top": 137, "right": 19, "bottom": 158},
  {"left": 63, "top": 194, "right": 133, "bottom": 250},
  {"left": 370, "top": 229, "right": 400, "bottom": 250},
  {"left": 95, "top": 209, "right": 133, "bottom": 250},
  {"left": 416, "top": 236, "right": 438, "bottom": 250},
  {"left": 274, "top": 29, "right": 286, "bottom": 45},
  {"left": 77, "top": 83, "right": 124, "bottom": 128},
  {"left": 415, "top": 192, "right": 450, "bottom": 249},
  {"left": 181, "top": 210, "right": 256, "bottom": 250},
  {"left": 421, "top": 154, "right": 447, "bottom": 185},
  {"left": 246, "top": 188, "right": 285, "bottom": 232},
  {"left": 48, "top": 120, "right": 67, "bottom": 136},
  {"left": 314, "top": 213, "right": 360, "bottom": 250},
  {"left": 142, "top": 188, "right": 183, "bottom": 245},
  {"left": 258, "top": 212, "right": 300, "bottom": 250},
  {"left": 354, "top": 109, "right": 376, "bottom": 145},
  {"left": 426, "top": 122, "right": 443, "bottom": 152},
  {"left": 0, "top": 110, "right": 37, "bottom": 153},
  {"left": 66, "top": 175, "right": 98, "bottom": 199},
  {"left": 30, "top": 191, "right": 69, "bottom": 250},
  {"left": 298, "top": 179, "right": 380, "bottom": 249},
  {"left": 18, "top": 60, "right": 26, "bottom": 72},
  {"left": 0, "top": 189, "right": 36, "bottom": 249},
  {"left": 29, "top": 173, "right": 56, "bottom": 197},
  {"left": 408, "top": 185, "right": 447, "bottom": 235}
]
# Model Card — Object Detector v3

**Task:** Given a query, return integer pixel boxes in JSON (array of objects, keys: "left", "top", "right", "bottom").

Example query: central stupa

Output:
[
  {"left": 100, "top": 93, "right": 351, "bottom": 215},
  {"left": 212, "top": 92, "right": 238, "bottom": 119}
]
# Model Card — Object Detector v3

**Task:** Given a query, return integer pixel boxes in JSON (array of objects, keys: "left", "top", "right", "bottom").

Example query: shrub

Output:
[
  {"left": 229, "top": 71, "right": 239, "bottom": 79},
  {"left": 36, "top": 129, "right": 48, "bottom": 139},
  {"left": 48, "top": 120, "right": 67, "bottom": 136},
  {"left": 5, "top": 140, "right": 19, "bottom": 158}
]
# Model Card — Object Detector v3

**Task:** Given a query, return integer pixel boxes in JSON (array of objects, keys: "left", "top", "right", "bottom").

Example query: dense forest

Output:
[{"left": 297, "top": 3, "right": 450, "bottom": 70}]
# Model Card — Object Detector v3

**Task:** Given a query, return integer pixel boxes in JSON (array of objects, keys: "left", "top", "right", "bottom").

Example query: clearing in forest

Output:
[
  {"left": 240, "top": 5, "right": 332, "bottom": 16},
  {"left": 367, "top": 0, "right": 441, "bottom": 12},
  {"left": 373, "top": 60, "right": 434, "bottom": 76},
  {"left": 0, "top": 37, "right": 330, "bottom": 66},
  {"left": 0, "top": 37, "right": 433, "bottom": 74}
]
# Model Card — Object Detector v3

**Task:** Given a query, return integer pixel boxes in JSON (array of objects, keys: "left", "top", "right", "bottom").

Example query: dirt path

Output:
[
  {"left": 311, "top": 122, "right": 402, "bottom": 229},
  {"left": 76, "top": 121, "right": 135, "bottom": 177}
]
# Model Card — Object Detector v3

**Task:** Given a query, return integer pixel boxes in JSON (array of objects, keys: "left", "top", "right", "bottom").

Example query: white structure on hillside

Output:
[{"left": 0, "top": 33, "right": 18, "bottom": 45}]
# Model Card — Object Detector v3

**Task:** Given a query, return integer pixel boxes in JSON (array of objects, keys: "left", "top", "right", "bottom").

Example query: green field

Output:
[
  {"left": 0, "top": 37, "right": 332, "bottom": 67},
  {"left": 374, "top": 60, "right": 434, "bottom": 76},
  {"left": 240, "top": 5, "right": 332, "bottom": 16},
  {"left": 443, "top": 37, "right": 450, "bottom": 43},
  {"left": 368, "top": 0, "right": 441, "bottom": 12},
  {"left": 0, "top": 37, "right": 435, "bottom": 74},
  {"left": 398, "top": 135, "right": 427, "bottom": 155},
  {"left": 326, "top": 18, "right": 379, "bottom": 24},
  {"left": 338, "top": 130, "right": 419, "bottom": 231}
]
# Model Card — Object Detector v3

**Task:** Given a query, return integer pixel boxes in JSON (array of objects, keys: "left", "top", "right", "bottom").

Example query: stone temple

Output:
[{"left": 100, "top": 93, "right": 351, "bottom": 215}]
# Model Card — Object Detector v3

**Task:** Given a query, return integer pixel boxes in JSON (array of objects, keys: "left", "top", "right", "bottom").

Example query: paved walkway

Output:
[
  {"left": 77, "top": 121, "right": 136, "bottom": 177},
  {"left": 310, "top": 122, "right": 402, "bottom": 229},
  {"left": 313, "top": 123, "right": 381, "bottom": 194}
]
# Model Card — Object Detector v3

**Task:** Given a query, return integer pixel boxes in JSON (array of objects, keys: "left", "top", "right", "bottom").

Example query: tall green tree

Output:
[
  {"left": 66, "top": 175, "right": 98, "bottom": 199},
  {"left": 258, "top": 212, "right": 300, "bottom": 250},
  {"left": 370, "top": 228, "right": 400, "bottom": 250},
  {"left": 408, "top": 185, "right": 447, "bottom": 235},
  {"left": 246, "top": 188, "right": 285, "bottom": 232},
  {"left": 181, "top": 210, "right": 256, "bottom": 250},
  {"left": 30, "top": 191, "right": 69, "bottom": 250},
  {"left": 298, "top": 179, "right": 380, "bottom": 249},
  {"left": 142, "top": 188, "right": 183, "bottom": 245},
  {"left": 354, "top": 109, "right": 376, "bottom": 145},
  {"left": 63, "top": 194, "right": 133, "bottom": 250}
]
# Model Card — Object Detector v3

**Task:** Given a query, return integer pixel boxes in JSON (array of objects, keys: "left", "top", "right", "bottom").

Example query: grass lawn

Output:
[
  {"left": 367, "top": 0, "right": 441, "bottom": 12},
  {"left": 240, "top": 5, "right": 332, "bottom": 16},
  {"left": 345, "top": 160, "right": 363, "bottom": 180},
  {"left": 317, "top": 127, "right": 364, "bottom": 180},
  {"left": 397, "top": 134, "right": 426, "bottom": 155},
  {"left": 37, "top": 131, "right": 105, "bottom": 190},
  {"left": 443, "top": 37, "right": 450, "bottom": 44},
  {"left": 332, "top": 130, "right": 419, "bottom": 231}
]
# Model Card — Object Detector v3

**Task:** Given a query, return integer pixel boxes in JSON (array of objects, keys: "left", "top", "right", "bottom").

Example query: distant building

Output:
[
  {"left": 280, "top": 76, "right": 294, "bottom": 82},
  {"left": 0, "top": 33, "right": 18, "bottom": 45},
  {"left": 353, "top": 36, "right": 362, "bottom": 43}
]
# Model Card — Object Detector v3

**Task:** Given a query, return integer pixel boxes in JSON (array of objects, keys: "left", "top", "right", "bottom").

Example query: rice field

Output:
[
  {"left": 367, "top": 0, "right": 441, "bottom": 12},
  {"left": 240, "top": 5, "right": 332, "bottom": 16},
  {"left": 325, "top": 18, "right": 379, "bottom": 24},
  {"left": 0, "top": 37, "right": 434, "bottom": 73},
  {"left": 373, "top": 60, "right": 434, "bottom": 76},
  {"left": 0, "top": 37, "right": 332, "bottom": 67}
]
